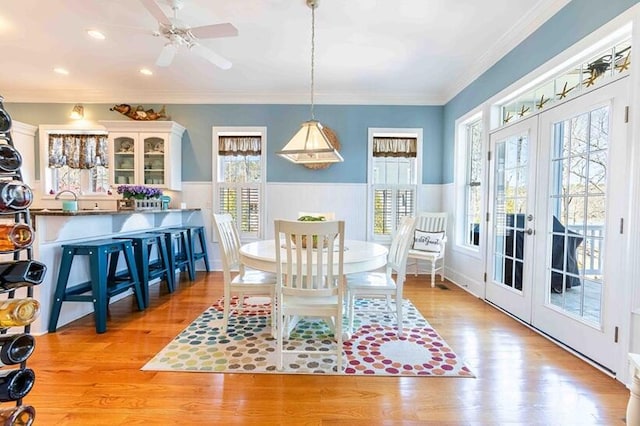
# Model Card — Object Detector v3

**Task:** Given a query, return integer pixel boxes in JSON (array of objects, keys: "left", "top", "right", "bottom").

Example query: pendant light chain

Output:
[{"left": 310, "top": 1, "right": 316, "bottom": 120}]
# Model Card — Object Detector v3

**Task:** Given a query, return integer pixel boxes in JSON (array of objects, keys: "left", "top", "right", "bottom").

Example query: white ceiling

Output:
[{"left": 0, "top": 0, "right": 570, "bottom": 105}]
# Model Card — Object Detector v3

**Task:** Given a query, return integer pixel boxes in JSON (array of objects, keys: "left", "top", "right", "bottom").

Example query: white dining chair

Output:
[
  {"left": 407, "top": 212, "right": 448, "bottom": 287},
  {"left": 274, "top": 219, "right": 346, "bottom": 371},
  {"left": 346, "top": 216, "right": 416, "bottom": 337},
  {"left": 213, "top": 213, "right": 276, "bottom": 334}
]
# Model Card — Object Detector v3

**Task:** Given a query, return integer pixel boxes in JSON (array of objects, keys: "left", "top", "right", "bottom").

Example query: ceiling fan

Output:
[{"left": 140, "top": 0, "right": 238, "bottom": 69}]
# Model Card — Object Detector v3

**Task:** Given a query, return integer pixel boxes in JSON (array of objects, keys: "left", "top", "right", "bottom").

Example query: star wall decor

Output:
[
  {"left": 518, "top": 105, "right": 530, "bottom": 117},
  {"left": 584, "top": 73, "right": 598, "bottom": 88},
  {"left": 556, "top": 82, "right": 575, "bottom": 99},
  {"left": 536, "top": 94, "right": 550, "bottom": 109},
  {"left": 615, "top": 53, "right": 630, "bottom": 72}
]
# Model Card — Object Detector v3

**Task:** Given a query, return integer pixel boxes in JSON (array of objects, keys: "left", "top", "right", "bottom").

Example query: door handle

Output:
[{"left": 526, "top": 228, "right": 534, "bottom": 235}]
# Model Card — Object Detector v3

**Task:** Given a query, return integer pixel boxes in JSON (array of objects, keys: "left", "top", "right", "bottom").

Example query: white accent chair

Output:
[
  {"left": 213, "top": 213, "right": 276, "bottom": 334},
  {"left": 346, "top": 216, "right": 416, "bottom": 337},
  {"left": 274, "top": 219, "right": 345, "bottom": 371},
  {"left": 407, "top": 212, "right": 447, "bottom": 287}
]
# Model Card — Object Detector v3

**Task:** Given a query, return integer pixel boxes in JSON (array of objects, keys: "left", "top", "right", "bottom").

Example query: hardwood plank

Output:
[{"left": 17, "top": 272, "right": 629, "bottom": 424}]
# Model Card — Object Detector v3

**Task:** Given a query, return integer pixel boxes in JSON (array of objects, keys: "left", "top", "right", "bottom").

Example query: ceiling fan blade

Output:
[
  {"left": 189, "top": 23, "right": 238, "bottom": 39},
  {"left": 140, "top": 0, "right": 171, "bottom": 26},
  {"left": 189, "top": 44, "right": 232, "bottom": 70},
  {"left": 156, "top": 44, "right": 178, "bottom": 67}
]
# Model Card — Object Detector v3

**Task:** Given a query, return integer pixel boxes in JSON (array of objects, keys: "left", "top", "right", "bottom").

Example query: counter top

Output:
[{"left": 30, "top": 208, "right": 200, "bottom": 216}]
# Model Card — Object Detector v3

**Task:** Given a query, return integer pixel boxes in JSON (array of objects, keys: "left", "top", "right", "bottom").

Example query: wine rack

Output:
[{"left": 0, "top": 95, "right": 42, "bottom": 424}]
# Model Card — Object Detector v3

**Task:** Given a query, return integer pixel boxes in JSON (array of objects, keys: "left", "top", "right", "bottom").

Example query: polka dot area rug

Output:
[{"left": 142, "top": 297, "right": 475, "bottom": 377}]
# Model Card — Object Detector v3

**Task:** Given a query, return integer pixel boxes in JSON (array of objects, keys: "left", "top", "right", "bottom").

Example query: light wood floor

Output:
[{"left": 24, "top": 272, "right": 629, "bottom": 425}]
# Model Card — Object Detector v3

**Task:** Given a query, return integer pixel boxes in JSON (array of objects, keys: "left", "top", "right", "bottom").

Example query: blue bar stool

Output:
[
  {"left": 172, "top": 225, "right": 210, "bottom": 273},
  {"left": 154, "top": 228, "right": 194, "bottom": 282},
  {"left": 116, "top": 232, "right": 175, "bottom": 307},
  {"left": 48, "top": 238, "right": 145, "bottom": 334}
]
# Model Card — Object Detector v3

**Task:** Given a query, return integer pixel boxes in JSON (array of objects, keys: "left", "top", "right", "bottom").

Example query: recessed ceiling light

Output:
[
  {"left": 86, "top": 29, "right": 106, "bottom": 40},
  {"left": 140, "top": 68, "right": 153, "bottom": 76},
  {"left": 53, "top": 67, "right": 69, "bottom": 75}
]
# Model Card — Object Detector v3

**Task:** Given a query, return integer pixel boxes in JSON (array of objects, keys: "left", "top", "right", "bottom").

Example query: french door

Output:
[
  {"left": 531, "top": 78, "right": 627, "bottom": 372},
  {"left": 486, "top": 78, "right": 628, "bottom": 372},
  {"left": 485, "top": 117, "right": 538, "bottom": 322}
]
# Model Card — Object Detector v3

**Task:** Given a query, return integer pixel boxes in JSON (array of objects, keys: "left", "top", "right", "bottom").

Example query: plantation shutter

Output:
[
  {"left": 240, "top": 187, "right": 259, "bottom": 233},
  {"left": 373, "top": 187, "right": 415, "bottom": 236}
]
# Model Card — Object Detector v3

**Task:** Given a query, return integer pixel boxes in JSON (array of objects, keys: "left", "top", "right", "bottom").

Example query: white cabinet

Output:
[{"left": 100, "top": 121, "right": 186, "bottom": 191}]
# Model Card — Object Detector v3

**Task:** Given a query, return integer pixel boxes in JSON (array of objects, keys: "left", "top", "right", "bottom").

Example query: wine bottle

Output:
[
  {"left": 0, "top": 96, "right": 11, "bottom": 134},
  {"left": 0, "top": 144, "right": 23, "bottom": 173},
  {"left": 0, "top": 404, "right": 35, "bottom": 426},
  {"left": 0, "top": 334, "right": 35, "bottom": 366},
  {"left": 0, "top": 260, "right": 47, "bottom": 292},
  {"left": 0, "top": 298, "right": 40, "bottom": 328},
  {"left": 0, "top": 181, "right": 33, "bottom": 211},
  {"left": 0, "top": 369, "right": 35, "bottom": 402},
  {"left": 0, "top": 223, "right": 34, "bottom": 253}
]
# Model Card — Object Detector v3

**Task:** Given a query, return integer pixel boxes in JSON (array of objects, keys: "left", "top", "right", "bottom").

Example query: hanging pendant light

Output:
[{"left": 277, "top": 0, "right": 343, "bottom": 165}]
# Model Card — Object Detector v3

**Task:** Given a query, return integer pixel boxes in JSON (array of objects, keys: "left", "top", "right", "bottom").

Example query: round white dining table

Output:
[{"left": 239, "top": 239, "right": 389, "bottom": 274}]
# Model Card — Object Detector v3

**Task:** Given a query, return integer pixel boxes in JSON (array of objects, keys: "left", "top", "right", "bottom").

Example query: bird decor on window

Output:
[{"left": 110, "top": 104, "right": 168, "bottom": 121}]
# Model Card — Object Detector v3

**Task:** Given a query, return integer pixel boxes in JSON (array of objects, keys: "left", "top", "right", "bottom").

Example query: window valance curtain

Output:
[
  {"left": 218, "top": 136, "right": 262, "bottom": 156},
  {"left": 373, "top": 137, "right": 417, "bottom": 158},
  {"left": 48, "top": 134, "right": 109, "bottom": 169}
]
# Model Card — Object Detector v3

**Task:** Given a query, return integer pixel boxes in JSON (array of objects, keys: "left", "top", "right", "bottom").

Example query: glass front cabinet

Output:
[{"left": 100, "top": 121, "right": 186, "bottom": 191}]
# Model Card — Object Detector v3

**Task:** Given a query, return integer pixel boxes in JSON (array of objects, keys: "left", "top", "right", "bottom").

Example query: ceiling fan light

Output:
[
  {"left": 86, "top": 29, "right": 106, "bottom": 40},
  {"left": 277, "top": 120, "right": 343, "bottom": 164}
]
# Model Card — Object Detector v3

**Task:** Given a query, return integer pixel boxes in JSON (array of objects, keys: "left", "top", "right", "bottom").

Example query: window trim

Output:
[
  {"left": 212, "top": 126, "right": 267, "bottom": 241},
  {"left": 38, "top": 124, "right": 110, "bottom": 199},
  {"left": 367, "top": 127, "right": 423, "bottom": 242}
]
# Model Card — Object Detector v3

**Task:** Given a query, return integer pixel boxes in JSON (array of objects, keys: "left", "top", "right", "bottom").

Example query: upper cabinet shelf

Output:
[{"left": 100, "top": 121, "right": 186, "bottom": 191}]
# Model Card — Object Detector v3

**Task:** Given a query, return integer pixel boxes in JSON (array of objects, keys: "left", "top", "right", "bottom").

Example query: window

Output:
[
  {"left": 40, "top": 129, "right": 110, "bottom": 196},
  {"left": 465, "top": 118, "right": 483, "bottom": 247},
  {"left": 455, "top": 112, "right": 484, "bottom": 251},
  {"left": 368, "top": 129, "right": 422, "bottom": 241},
  {"left": 213, "top": 127, "right": 266, "bottom": 240},
  {"left": 498, "top": 38, "right": 631, "bottom": 126}
]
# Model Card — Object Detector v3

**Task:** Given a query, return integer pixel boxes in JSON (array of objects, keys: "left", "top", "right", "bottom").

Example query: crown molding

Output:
[
  {"left": 441, "top": 0, "right": 572, "bottom": 104},
  {"left": 1, "top": 89, "right": 445, "bottom": 106}
]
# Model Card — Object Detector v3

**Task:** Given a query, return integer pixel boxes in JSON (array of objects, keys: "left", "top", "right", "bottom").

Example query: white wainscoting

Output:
[
  {"left": 267, "top": 183, "right": 368, "bottom": 240},
  {"left": 182, "top": 181, "right": 446, "bottom": 272},
  {"left": 442, "top": 182, "right": 485, "bottom": 297}
]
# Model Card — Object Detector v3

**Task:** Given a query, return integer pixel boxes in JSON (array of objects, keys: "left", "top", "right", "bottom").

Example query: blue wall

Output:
[
  {"left": 442, "top": 0, "right": 639, "bottom": 182},
  {"left": 8, "top": 0, "right": 638, "bottom": 186},
  {"left": 6, "top": 103, "right": 443, "bottom": 184}
]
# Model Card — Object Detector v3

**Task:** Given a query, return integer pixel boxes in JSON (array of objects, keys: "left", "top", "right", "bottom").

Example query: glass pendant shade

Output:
[{"left": 277, "top": 120, "right": 343, "bottom": 164}]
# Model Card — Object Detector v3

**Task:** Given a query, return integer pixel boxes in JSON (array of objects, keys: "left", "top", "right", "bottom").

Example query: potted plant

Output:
[{"left": 293, "top": 215, "right": 327, "bottom": 248}]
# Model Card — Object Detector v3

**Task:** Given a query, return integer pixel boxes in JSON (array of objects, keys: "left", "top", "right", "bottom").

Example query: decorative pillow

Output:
[{"left": 413, "top": 230, "right": 444, "bottom": 253}]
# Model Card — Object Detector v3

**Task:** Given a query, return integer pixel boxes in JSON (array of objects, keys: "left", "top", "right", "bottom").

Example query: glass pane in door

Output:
[
  {"left": 114, "top": 136, "right": 135, "bottom": 185},
  {"left": 143, "top": 136, "right": 165, "bottom": 186},
  {"left": 492, "top": 134, "right": 528, "bottom": 291},
  {"left": 548, "top": 106, "right": 608, "bottom": 325}
]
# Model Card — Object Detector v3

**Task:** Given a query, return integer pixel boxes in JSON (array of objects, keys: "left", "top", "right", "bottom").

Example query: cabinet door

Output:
[
  {"left": 110, "top": 133, "right": 138, "bottom": 186},
  {"left": 141, "top": 133, "right": 167, "bottom": 187}
]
